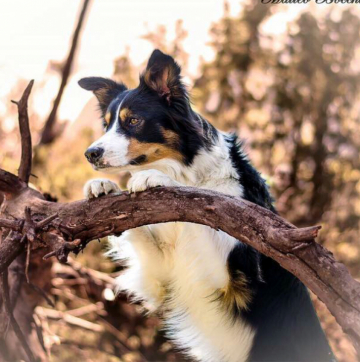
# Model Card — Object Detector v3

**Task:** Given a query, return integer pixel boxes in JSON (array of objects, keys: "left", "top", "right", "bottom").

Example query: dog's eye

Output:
[
  {"left": 129, "top": 118, "right": 140, "bottom": 126},
  {"left": 102, "top": 120, "right": 108, "bottom": 130}
]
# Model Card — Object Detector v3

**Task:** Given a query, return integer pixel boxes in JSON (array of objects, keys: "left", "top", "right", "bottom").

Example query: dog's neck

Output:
[{"left": 134, "top": 131, "right": 242, "bottom": 195}]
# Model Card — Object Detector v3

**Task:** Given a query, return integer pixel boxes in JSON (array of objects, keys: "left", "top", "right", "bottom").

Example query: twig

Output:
[
  {"left": 0, "top": 210, "right": 59, "bottom": 275},
  {"left": 1, "top": 269, "right": 36, "bottom": 362},
  {"left": 0, "top": 232, "right": 25, "bottom": 274},
  {"left": 0, "top": 218, "right": 23, "bottom": 231},
  {"left": 11, "top": 80, "right": 34, "bottom": 184},
  {"left": 35, "top": 306, "right": 103, "bottom": 332},
  {"left": 43, "top": 239, "right": 81, "bottom": 262},
  {"left": 59, "top": 339, "right": 121, "bottom": 357},
  {"left": 8, "top": 253, "right": 26, "bottom": 311},
  {"left": 67, "top": 258, "right": 115, "bottom": 286},
  {"left": 36, "top": 213, "right": 58, "bottom": 229},
  {"left": 65, "top": 303, "right": 104, "bottom": 317},
  {"left": 27, "top": 282, "right": 55, "bottom": 308},
  {"left": 98, "top": 317, "right": 147, "bottom": 361},
  {"left": 32, "top": 315, "right": 46, "bottom": 353},
  {"left": 39, "top": 0, "right": 92, "bottom": 145}
]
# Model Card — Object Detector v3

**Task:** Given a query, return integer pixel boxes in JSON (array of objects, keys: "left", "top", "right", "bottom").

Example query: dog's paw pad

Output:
[{"left": 83, "top": 179, "right": 120, "bottom": 199}]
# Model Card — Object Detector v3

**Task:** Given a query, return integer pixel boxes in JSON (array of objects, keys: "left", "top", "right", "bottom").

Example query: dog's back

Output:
[
  {"left": 227, "top": 137, "right": 335, "bottom": 361},
  {"left": 230, "top": 244, "right": 334, "bottom": 361}
]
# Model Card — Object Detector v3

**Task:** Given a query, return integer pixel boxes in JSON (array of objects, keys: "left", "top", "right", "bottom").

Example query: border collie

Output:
[{"left": 79, "top": 50, "right": 335, "bottom": 362}]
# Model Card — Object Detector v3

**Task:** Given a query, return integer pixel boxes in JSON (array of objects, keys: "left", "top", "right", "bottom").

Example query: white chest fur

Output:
[
  {"left": 107, "top": 135, "right": 255, "bottom": 362},
  {"left": 109, "top": 221, "right": 254, "bottom": 362}
]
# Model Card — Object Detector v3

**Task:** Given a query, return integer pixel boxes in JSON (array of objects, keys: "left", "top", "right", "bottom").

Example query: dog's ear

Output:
[
  {"left": 78, "top": 77, "right": 127, "bottom": 115},
  {"left": 142, "top": 49, "right": 186, "bottom": 104}
]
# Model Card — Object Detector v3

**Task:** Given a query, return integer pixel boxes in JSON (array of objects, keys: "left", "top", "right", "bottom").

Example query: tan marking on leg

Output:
[{"left": 218, "top": 271, "right": 252, "bottom": 312}]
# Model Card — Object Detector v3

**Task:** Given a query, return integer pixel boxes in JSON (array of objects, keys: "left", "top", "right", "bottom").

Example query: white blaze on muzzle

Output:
[
  {"left": 87, "top": 96, "right": 132, "bottom": 169},
  {"left": 88, "top": 123, "right": 130, "bottom": 169}
]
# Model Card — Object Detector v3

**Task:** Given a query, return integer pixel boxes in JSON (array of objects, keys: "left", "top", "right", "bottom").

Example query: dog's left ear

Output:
[
  {"left": 78, "top": 77, "right": 127, "bottom": 115},
  {"left": 142, "top": 49, "right": 186, "bottom": 103}
]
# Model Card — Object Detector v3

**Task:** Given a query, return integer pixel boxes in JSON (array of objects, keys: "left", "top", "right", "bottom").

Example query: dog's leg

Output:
[
  {"left": 83, "top": 178, "right": 120, "bottom": 199},
  {"left": 109, "top": 226, "right": 171, "bottom": 310},
  {"left": 109, "top": 170, "right": 182, "bottom": 309},
  {"left": 83, "top": 177, "right": 170, "bottom": 309}
]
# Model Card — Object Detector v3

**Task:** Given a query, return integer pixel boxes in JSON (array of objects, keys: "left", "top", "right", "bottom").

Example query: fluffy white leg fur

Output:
[
  {"left": 109, "top": 170, "right": 181, "bottom": 310},
  {"left": 108, "top": 226, "right": 173, "bottom": 311},
  {"left": 108, "top": 168, "right": 255, "bottom": 362}
]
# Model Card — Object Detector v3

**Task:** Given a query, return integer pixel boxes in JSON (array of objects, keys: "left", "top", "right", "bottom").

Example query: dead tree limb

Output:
[
  {"left": 39, "top": 0, "right": 91, "bottom": 145},
  {"left": 1, "top": 82, "right": 360, "bottom": 359},
  {"left": 11, "top": 79, "right": 34, "bottom": 183}
]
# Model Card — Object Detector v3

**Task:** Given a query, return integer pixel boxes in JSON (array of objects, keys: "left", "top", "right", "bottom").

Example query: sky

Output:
[{"left": 0, "top": 0, "right": 335, "bottom": 124}]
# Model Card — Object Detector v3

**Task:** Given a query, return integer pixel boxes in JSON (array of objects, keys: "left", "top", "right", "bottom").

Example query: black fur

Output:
[
  {"left": 78, "top": 77, "right": 127, "bottom": 116},
  {"left": 226, "top": 136, "right": 336, "bottom": 361},
  {"left": 226, "top": 134, "right": 275, "bottom": 212}
]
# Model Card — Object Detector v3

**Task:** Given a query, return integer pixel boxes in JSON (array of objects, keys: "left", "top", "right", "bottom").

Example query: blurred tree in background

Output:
[
  {"left": 1, "top": 1, "right": 359, "bottom": 361},
  {"left": 192, "top": 4, "right": 360, "bottom": 361}
]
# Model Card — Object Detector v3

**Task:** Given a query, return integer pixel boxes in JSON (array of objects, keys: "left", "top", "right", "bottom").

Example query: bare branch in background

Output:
[{"left": 39, "top": 0, "right": 92, "bottom": 145}]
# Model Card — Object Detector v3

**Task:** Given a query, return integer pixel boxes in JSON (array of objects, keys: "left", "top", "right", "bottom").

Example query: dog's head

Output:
[{"left": 79, "top": 49, "right": 205, "bottom": 172}]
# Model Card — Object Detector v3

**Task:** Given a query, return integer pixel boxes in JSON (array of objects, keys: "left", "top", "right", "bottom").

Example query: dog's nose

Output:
[{"left": 85, "top": 147, "right": 104, "bottom": 163}]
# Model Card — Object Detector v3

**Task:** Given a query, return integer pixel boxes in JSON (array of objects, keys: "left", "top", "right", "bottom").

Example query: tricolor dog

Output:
[{"left": 79, "top": 49, "right": 335, "bottom": 362}]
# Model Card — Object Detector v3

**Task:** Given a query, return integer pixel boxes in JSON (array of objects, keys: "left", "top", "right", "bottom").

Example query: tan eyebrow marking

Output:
[
  {"left": 119, "top": 108, "right": 132, "bottom": 121},
  {"left": 104, "top": 112, "right": 111, "bottom": 125}
]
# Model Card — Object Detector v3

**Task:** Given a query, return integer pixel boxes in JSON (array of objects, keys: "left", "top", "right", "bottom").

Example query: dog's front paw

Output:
[
  {"left": 83, "top": 179, "right": 120, "bottom": 199},
  {"left": 127, "top": 170, "right": 180, "bottom": 193}
]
